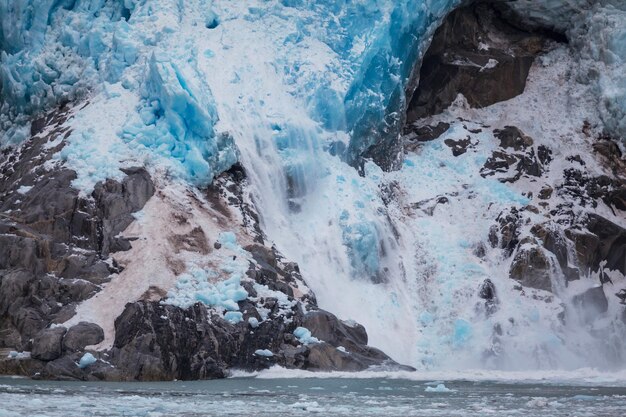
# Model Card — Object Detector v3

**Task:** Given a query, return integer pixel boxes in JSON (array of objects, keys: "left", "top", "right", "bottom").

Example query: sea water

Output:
[{"left": 2, "top": 372, "right": 626, "bottom": 416}]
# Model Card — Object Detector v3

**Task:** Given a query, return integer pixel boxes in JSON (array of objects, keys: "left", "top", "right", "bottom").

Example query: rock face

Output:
[
  {"left": 0, "top": 105, "right": 406, "bottom": 381},
  {"left": 104, "top": 300, "right": 402, "bottom": 381},
  {"left": 0, "top": 106, "right": 154, "bottom": 354},
  {"left": 406, "top": 3, "right": 547, "bottom": 122}
]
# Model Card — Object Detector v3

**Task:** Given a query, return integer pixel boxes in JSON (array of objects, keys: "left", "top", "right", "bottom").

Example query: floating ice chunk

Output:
[
  {"left": 425, "top": 383, "right": 454, "bottom": 393},
  {"left": 336, "top": 346, "right": 347, "bottom": 353},
  {"left": 293, "top": 327, "right": 320, "bottom": 345},
  {"left": 223, "top": 311, "right": 243, "bottom": 324},
  {"left": 254, "top": 349, "right": 273, "bottom": 357},
  {"left": 7, "top": 351, "right": 29, "bottom": 359},
  {"left": 78, "top": 353, "right": 97, "bottom": 369},
  {"left": 248, "top": 317, "right": 260, "bottom": 328}
]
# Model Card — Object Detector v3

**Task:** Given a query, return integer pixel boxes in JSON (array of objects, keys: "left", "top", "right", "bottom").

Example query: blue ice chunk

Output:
[
  {"left": 78, "top": 352, "right": 97, "bottom": 368},
  {"left": 218, "top": 232, "right": 238, "bottom": 249},
  {"left": 224, "top": 311, "right": 243, "bottom": 324},
  {"left": 254, "top": 349, "right": 273, "bottom": 357},
  {"left": 341, "top": 221, "right": 381, "bottom": 280},
  {"left": 425, "top": 383, "right": 454, "bottom": 393},
  {"left": 248, "top": 317, "right": 260, "bottom": 328},
  {"left": 293, "top": 327, "right": 320, "bottom": 345},
  {"left": 453, "top": 319, "right": 472, "bottom": 348}
]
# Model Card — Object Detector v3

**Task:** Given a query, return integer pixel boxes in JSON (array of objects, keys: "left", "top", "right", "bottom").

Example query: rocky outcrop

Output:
[
  {"left": 101, "top": 300, "right": 403, "bottom": 381},
  {"left": 0, "top": 106, "right": 406, "bottom": 380},
  {"left": 406, "top": 3, "right": 548, "bottom": 123},
  {"left": 0, "top": 105, "right": 151, "bottom": 366}
]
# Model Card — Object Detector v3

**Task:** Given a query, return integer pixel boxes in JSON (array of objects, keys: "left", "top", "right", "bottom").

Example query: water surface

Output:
[{"left": 2, "top": 375, "right": 626, "bottom": 416}]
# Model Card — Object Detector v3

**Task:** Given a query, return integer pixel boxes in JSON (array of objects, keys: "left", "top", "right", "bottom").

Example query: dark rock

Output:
[
  {"left": 0, "top": 104, "right": 154, "bottom": 359},
  {"left": 564, "top": 228, "right": 600, "bottom": 276},
  {"left": 304, "top": 310, "right": 368, "bottom": 349},
  {"left": 404, "top": 122, "right": 450, "bottom": 151},
  {"left": 491, "top": 208, "right": 522, "bottom": 254},
  {"left": 407, "top": 3, "right": 545, "bottom": 122},
  {"left": 607, "top": 187, "right": 626, "bottom": 211},
  {"left": 306, "top": 342, "right": 368, "bottom": 372},
  {"left": 478, "top": 279, "right": 498, "bottom": 315},
  {"left": 31, "top": 327, "right": 67, "bottom": 361},
  {"left": 593, "top": 140, "right": 622, "bottom": 160},
  {"left": 480, "top": 133, "right": 545, "bottom": 183},
  {"left": 531, "top": 223, "right": 579, "bottom": 282},
  {"left": 538, "top": 185, "right": 553, "bottom": 200},
  {"left": 585, "top": 214, "right": 626, "bottom": 275},
  {"left": 63, "top": 322, "right": 104, "bottom": 352},
  {"left": 444, "top": 137, "right": 473, "bottom": 156},
  {"left": 509, "top": 244, "right": 554, "bottom": 292},
  {"left": 43, "top": 354, "right": 85, "bottom": 381},
  {"left": 495, "top": 126, "right": 533, "bottom": 151},
  {"left": 478, "top": 279, "right": 496, "bottom": 301}
]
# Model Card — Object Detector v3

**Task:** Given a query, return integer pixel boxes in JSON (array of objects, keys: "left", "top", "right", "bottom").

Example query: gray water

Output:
[{"left": 1, "top": 376, "right": 626, "bottom": 416}]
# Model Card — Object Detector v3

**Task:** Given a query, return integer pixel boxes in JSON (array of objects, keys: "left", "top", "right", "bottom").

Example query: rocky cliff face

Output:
[
  {"left": 402, "top": 2, "right": 626, "bottom": 365},
  {"left": 1, "top": 1, "right": 626, "bottom": 379},
  {"left": 0, "top": 106, "right": 405, "bottom": 380}
]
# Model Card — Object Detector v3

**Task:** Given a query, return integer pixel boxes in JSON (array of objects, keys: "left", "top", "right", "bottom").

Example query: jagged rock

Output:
[
  {"left": 531, "top": 223, "right": 579, "bottom": 281},
  {"left": 481, "top": 128, "right": 546, "bottom": 182},
  {"left": 111, "top": 301, "right": 235, "bottom": 381},
  {"left": 63, "top": 322, "right": 104, "bottom": 352},
  {"left": 306, "top": 343, "right": 369, "bottom": 372},
  {"left": 509, "top": 244, "right": 554, "bottom": 292},
  {"left": 106, "top": 299, "right": 404, "bottom": 381},
  {"left": 31, "top": 327, "right": 67, "bottom": 361},
  {"left": 478, "top": 279, "right": 498, "bottom": 315},
  {"left": 490, "top": 208, "right": 522, "bottom": 254},
  {"left": 564, "top": 228, "right": 600, "bottom": 276},
  {"left": 444, "top": 137, "right": 473, "bottom": 156},
  {"left": 93, "top": 167, "right": 156, "bottom": 255},
  {"left": 585, "top": 214, "right": 626, "bottom": 275},
  {"left": 0, "top": 105, "right": 155, "bottom": 356},
  {"left": 303, "top": 310, "right": 368, "bottom": 350},
  {"left": 538, "top": 185, "right": 553, "bottom": 200},
  {"left": 479, "top": 279, "right": 496, "bottom": 301},
  {"left": 403, "top": 122, "right": 450, "bottom": 151},
  {"left": 495, "top": 126, "right": 533, "bottom": 151},
  {"left": 407, "top": 3, "right": 546, "bottom": 121}
]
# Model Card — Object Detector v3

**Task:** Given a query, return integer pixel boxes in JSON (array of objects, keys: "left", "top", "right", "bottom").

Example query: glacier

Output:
[{"left": 1, "top": 0, "right": 626, "bottom": 372}]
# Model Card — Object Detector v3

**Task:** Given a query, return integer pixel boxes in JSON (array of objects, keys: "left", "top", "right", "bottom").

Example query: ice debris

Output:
[{"left": 78, "top": 353, "right": 97, "bottom": 369}]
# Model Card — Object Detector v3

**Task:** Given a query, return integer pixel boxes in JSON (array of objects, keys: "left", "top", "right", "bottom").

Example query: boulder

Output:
[
  {"left": 63, "top": 322, "right": 104, "bottom": 351},
  {"left": 585, "top": 214, "right": 626, "bottom": 275},
  {"left": 407, "top": 3, "right": 545, "bottom": 121},
  {"left": 31, "top": 327, "right": 67, "bottom": 361},
  {"left": 303, "top": 310, "right": 368, "bottom": 350},
  {"left": 509, "top": 244, "right": 554, "bottom": 292}
]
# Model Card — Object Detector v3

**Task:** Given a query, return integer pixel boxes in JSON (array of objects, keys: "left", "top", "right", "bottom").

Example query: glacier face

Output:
[{"left": 1, "top": 0, "right": 626, "bottom": 371}]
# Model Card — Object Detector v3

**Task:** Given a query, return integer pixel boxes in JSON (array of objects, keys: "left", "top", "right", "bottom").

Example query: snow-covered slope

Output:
[{"left": 1, "top": 0, "right": 626, "bottom": 374}]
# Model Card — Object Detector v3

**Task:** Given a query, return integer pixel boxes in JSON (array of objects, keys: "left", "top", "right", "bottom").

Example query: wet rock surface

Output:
[{"left": 406, "top": 3, "right": 549, "bottom": 123}]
